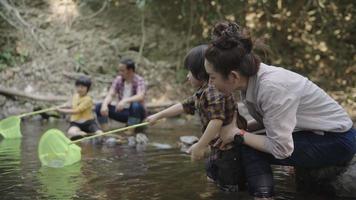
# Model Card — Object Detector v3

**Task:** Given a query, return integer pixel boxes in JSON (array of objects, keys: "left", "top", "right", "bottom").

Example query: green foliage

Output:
[
  {"left": 136, "top": 0, "right": 146, "bottom": 10},
  {"left": 0, "top": 50, "right": 28, "bottom": 71},
  {"left": 145, "top": 0, "right": 355, "bottom": 90},
  {"left": 175, "top": 67, "right": 188, "bottom": 84}
]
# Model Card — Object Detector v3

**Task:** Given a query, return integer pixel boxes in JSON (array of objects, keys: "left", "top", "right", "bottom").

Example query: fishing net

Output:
[
  {"left": 38, "top": 129, "right": 81, "bottom": 168},
  {"left": 0, "top": 116, "right": 22, "bottom": 139}
]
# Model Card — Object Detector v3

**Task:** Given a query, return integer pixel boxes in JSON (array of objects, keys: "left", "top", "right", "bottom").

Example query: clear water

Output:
[{"left": 0, "top": 119, "right": 344, "bottom": 200}]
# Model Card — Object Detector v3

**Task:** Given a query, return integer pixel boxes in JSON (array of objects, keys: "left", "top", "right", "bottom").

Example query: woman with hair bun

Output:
[{"left": 205, "top": 21, "right": 355, "bottom": 199}]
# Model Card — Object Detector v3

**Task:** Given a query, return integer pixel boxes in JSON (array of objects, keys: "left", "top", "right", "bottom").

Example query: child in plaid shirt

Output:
[{"left": 146, "top": 45, "right": 247, "bottom": 192}]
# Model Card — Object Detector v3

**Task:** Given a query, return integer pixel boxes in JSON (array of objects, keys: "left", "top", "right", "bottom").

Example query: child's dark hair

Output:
[
  {"left": 75, "top": 76, "right": 92, "bottom": 91},
  {"left": 205, "top": 21, "right": 261, "bottom": 78},
  {"left": 120, "top": 58, "right": 135, "bottom": 72},
  {"left": 184, "top": 45, "right": 209, "bottom": 82}
]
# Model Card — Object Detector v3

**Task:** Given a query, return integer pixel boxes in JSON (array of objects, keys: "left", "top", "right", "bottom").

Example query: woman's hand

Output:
[
  {"left": 187, "top": 142, "right": 206, "bottom": 161},
  {"left": 214, "top": 114, "right": 241, "bottom": 149},
  {"left": 145, "top": 113, "right": 161, "bottom": 125}
]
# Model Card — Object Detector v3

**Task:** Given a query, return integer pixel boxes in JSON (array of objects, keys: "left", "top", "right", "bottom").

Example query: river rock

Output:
[
  {"left": 179, "top": 136, "right": 199, "bottom": 145},
  {"left": 0, "top": 96, "right": 6, "bottom": 106},
  {"left": 150, "top": 142, "right": 172, "bottom": 149},
  {"left": 178, "top": 136, "right": 198, "bottom": 152},
  {"left": 295, "top": 155, "right": 356, "bottom": 198},
  {"left": 136, "top": 133, "right": 149, "bottom": 144},
  {"left": 127, "top": 136, "right": 136, "bottom": 146},
  {"left": 104, "top": 137, "right": 117, "bottom": 147}
]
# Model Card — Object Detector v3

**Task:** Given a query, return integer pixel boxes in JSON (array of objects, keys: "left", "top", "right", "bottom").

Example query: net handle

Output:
[
  {"left": 18, "top": 103, "right": 66, "bottom": 118},
  {"left": 72, "top": 122, "right": 150, "bottom": 144}
]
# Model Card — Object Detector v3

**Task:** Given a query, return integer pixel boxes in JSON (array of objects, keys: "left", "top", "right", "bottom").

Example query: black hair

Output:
[
  {"left": 184, "top": 44, "right": 209, "bottom": 81},
  {"left": 120, "top": 58, "right": 135, "bottom": 72},
  {"left": 205, "top": 21, "right": 261, "bottom": 78},
  {"left": 75, "top": 76, "right": 92, "bottom": 91}
]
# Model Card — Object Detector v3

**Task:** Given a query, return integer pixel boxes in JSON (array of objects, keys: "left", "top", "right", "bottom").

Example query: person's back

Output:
[
  {"left": 249, "top": 63, "right": 352, "bottom": 133},
  {"left": 204, "top": 20, "right": 356, "bottom": 199}
]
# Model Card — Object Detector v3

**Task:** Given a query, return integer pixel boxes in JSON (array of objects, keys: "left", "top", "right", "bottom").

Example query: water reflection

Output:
[
  {"left": 37, "top": 163, "right": 83, "bottom": 200},
  {"left": 0, "top": 120, "right": 351, "bottom": 200},
  {"left": 0, "top": 139, "right": 21, "bottom": 167},
  {"left": 0, "top": 139, "right": 21, "bottom": 198}
]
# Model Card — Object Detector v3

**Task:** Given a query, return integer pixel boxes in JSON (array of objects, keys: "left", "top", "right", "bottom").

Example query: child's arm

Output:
[
  {"left": 57, "top": 99, "right": 72, "bottom": 112},
  {"left": 57, "top": 108, "right": 78, "bottom": 114},
  {"left": 188, "top": 119, "right": 223, "bottom": 161},
  {"left": 146, "top": 103, "right": 184, "bottom": 124},
  {"left": 57, "top": 98, "right": 91, "bottom": 115}
]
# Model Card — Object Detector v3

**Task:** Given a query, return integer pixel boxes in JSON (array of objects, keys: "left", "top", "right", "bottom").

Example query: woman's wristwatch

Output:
[{"left": 233, "top": 129, "right": 246, "bottom": 146}]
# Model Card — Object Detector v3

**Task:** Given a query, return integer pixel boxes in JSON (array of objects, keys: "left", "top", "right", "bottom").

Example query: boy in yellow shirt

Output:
[{"left": 57, "top": 76, "right": 102, "bottom": 140}]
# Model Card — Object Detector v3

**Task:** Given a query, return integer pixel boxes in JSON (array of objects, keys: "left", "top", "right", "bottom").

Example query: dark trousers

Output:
[
  {"left": 95, "top": 102, "right": 146, "bottom": 126},
  {"left": 206, "top": 146, "right": 245, "bottom": 192},
  {"left": 241, "top": 128, "right": 356, "bottom": 198}
]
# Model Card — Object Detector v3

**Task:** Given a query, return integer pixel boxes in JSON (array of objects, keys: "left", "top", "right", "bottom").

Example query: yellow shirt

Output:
[{"left": 70, "top": 94, "right": 94, "bottom": 122}]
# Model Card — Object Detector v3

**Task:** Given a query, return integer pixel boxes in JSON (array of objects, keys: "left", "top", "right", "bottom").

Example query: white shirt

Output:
[
  {"left": 241, "top": 63, "right": 353, "bottom": 159},
  {"left": 122, "top": 82, "right": 133, "bottom": 108}
]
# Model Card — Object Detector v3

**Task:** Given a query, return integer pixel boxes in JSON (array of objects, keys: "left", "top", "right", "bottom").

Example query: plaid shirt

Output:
[
  {"left": 110, "top": 74, "right": 146, "bottom": 103},
  {"left": 182, "top": 84, "right": 236, "bottom": 133}
]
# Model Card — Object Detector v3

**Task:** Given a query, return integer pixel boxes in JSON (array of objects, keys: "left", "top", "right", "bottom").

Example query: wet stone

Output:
[{"left": 295, "top": 155, "right": 356, "bottom": 198}]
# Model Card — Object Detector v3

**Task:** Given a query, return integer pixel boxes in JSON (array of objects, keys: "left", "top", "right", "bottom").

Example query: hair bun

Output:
[
  {"left": 211, "top": 21, "right": 243, "bottom": 50},
  {"left": 240, "top": 38, "right": 252, "bottom": 53}
]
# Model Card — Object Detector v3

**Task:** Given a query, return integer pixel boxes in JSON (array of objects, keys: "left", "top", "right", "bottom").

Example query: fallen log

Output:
[
  {"left": 0, "top": 86, "right": 66, "bottom": 102},
  {"left": 0, "top": 86, "right": 176, "bottom": 111}
]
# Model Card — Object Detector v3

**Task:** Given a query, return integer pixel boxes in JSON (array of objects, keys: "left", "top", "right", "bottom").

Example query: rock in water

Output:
[
  {"left": 331, "top": 156, "right": 356, "bottom": 197},
  {"left": 150, "top": 142, "right": 172, "bottom": 149},
  {"left": 295, "top": 156, "right": 356, "bottom": 198},
  {"left": 136, "top": 133, "right": 149, "bottom": 144},
  {"left": 178, "top": 136, "right": 198, "bottom": 152},
  {"left": 127, "top": 136, "right": 136, "bottom": 146},
  {"left": 179, "top": 136, "right": 199, "bottom": 145},
  {"left": 104, "top": 137, "right": 117, "bottom": 147}
]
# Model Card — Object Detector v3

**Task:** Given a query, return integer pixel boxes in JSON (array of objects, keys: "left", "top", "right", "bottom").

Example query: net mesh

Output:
[
  {"left": 0, "top": 116, "right": 22, "bottom": 139},
  {"left": 38, "top": 129, "right": 81, "bottom": 168}
]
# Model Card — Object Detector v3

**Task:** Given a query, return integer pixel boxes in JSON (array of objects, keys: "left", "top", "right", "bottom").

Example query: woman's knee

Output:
[
  {"left": 240, "top": 146, "right": 275, "bottom": 198},
  {"left": 247, "top": 174, "right": 274, "bottom": 198},
  {"left": 241, "top": 145, "right": 273, "bottom": 176}
]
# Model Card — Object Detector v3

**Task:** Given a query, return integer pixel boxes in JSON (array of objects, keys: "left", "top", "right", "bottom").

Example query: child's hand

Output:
[
  {"left": 57, "top": 108, "right": 69, "bottom": 113},
  {"left": 187, "top": 142, "right": 206, "bottom": 161},
  {"left": 145, "top": 114, "right": 160, "bottom": 124}
]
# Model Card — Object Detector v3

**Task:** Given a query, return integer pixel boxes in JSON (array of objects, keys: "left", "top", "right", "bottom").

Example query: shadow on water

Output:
[{"left": 0, "top": 119, "right": 351, "bottom": 200}]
